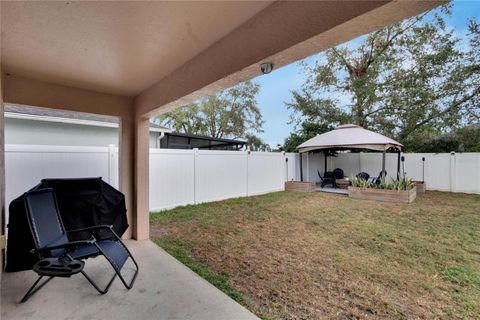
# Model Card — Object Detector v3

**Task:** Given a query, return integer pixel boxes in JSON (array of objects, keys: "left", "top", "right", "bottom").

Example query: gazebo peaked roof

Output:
[{"left": 297, "top": 124, "right": 403, "bottom": 153}]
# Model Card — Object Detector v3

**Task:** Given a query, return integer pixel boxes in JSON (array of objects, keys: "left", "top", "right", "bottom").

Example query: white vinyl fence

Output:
[
  {"left": 149, "top": 149, "right": 290, "bottom": 211},
  {"left": 5, "top": 145, "right": 295, "bottom": 212},
  {"left": 5, "top": 145, "right": 479, "bottom": 213},
  {"left": 301, "top": 152, "right": 480, "bottom": 194},
  {"left": 5, "top": 145, "right": 119, "bottom": 209}
]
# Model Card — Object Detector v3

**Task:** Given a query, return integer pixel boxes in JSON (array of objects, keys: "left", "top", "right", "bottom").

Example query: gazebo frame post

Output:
[
  {"left": 324, "top": 150, "right": 328, "bottom": 174},
  {"left": 299, "top": 152, "right": 303, "bottom": 181},
  {"left": 382, "top": 150, "right": 386, "bottom": 177},
  {"left": 396, "top": 151, "right": 401, "bottom": 179}
]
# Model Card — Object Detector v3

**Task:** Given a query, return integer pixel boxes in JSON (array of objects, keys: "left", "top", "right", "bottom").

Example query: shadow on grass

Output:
[
  {"left": 153, "top": 237, "right": 245, "bottom": 303},
  {"left": 152, "top": 237, "right": 273, "bottom": 319}
]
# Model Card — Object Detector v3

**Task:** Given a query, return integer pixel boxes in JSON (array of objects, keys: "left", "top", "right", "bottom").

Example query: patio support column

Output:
[
  {"left": 119, "top": 116, "right": 134, "bottom": 239},
  {"left": 133, "top": 117, "right": 150, "bottom": 240},
  {"left": 0, "top": 70, "right": 5, "bottom": 274}
]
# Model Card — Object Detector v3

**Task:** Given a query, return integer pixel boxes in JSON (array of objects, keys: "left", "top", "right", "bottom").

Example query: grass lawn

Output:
[{"left": 150, "top": 191, "right": 480, "bottom": 319}]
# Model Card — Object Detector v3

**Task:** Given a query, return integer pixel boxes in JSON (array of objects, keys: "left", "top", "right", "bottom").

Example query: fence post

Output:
[
  {"left": 450, "top": 151, "right": 456, "bottom": 192},
  {"left": 193, "top": 148, "right": 198, "bottom": 204},
  {"left": 246, "top": 150, "right": 250, "bottom": 196},
  {"left": 108, "top": 144, "right": 116, "bottom": 185}
]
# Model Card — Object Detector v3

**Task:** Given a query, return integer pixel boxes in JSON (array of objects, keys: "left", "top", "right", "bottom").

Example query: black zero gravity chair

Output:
[
  {"left": 371, "top": 170, "right": 387, "bottom": 185},
  {"left": 6, "top": 178, "right": 130, "bottom": 272},
  {"left": 317, "top": 170, "right": 337, "bottom": 188},
  {"left": 20, "top": 188, "right": 138, "bottom": 302}
]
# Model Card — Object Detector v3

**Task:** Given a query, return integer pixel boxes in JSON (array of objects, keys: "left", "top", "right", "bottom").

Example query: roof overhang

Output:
[{"left": 1, "top": 1, "right": 445, "bottom": 118}]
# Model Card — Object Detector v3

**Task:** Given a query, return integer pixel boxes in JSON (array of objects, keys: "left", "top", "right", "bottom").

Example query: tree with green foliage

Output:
[
  {"left": 158, "top": 103, "right": 202, "bottom": 134},
  {"left": 157, "top": 81, "right": 266, "bottom": 149},
  {"left": 245, "top": 134, "right": 271, "bottom": 152},
  {"left": 414, "top": 125, "right": 480, "bottom": 153},
  {"left": 285, "top": 5, "right": 479, "bottom": 152}
]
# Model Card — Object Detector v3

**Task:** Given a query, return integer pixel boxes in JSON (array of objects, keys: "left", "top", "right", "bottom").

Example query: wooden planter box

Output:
[
  {"left": 413, "top": 181, "right": 426, "bottom": 193},
  {"left": 285, "top": 181, "right": 315, "bottom": 193},
  {"left": 348, "top": 186, "right": 417, "bottom": 203}
]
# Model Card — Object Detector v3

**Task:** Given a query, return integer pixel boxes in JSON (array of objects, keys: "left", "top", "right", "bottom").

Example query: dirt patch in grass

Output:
[{"left": 151, "top": 191, "right": 480, "bottom": 319}]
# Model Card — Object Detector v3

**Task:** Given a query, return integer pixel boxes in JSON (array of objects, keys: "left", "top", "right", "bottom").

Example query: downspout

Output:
[{"left": 156, "top": 131, "right": 165, "bottom": 148}]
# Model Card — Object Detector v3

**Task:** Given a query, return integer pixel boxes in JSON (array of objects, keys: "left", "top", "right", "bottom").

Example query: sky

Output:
[{"left": 251, "top": 0, "right": 479, "bottom": 148}]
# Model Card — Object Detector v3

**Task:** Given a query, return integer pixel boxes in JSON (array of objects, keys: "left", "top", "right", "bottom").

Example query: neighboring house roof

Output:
[
  {"left": 168, "top": 132, "right": 247, "bottom": 147},
  {"left": 4, "top": 104, "right": 171, "bottom": 132},
  {"left": 4, "top": 104, "right": 246, "bottom": 145},
  {"left": 167, "top": 131, "right": 246, "bottom": 145}
]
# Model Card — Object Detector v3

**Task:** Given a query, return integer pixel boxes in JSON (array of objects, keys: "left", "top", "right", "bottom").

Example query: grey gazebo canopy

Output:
[
  {"left": 297, "top": 124, "right": 403, "bottom": 153},
  {"left": 296, "top": 124, "right": 404, "bottom": 181}
]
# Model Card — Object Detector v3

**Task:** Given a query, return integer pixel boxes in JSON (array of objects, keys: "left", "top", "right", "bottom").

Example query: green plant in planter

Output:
[
  {"left": 391, "top": 178, "right": 415, "bottom": 191},
  {"left": 351, "top": 176, "right": 374, "bottom": 188},
  {"left": 351, "top": 176, "right": 415, "bottom": 191}
]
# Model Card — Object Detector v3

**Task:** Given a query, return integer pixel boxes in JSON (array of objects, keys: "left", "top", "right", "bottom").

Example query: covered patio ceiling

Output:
[
  {"left": 0, "top": 1, "right": 444, "bottom": 241},
  {"left": 1, "top": 1, "right": 273, "bottom": 97}
]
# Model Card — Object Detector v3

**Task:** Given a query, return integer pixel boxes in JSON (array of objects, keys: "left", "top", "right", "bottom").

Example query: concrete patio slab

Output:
[
  {"left": 1, "top": 240, "right": 258, "bottom": 320},
  {"left": 316, "top": 187, "right": 348, "bottom": 195}
]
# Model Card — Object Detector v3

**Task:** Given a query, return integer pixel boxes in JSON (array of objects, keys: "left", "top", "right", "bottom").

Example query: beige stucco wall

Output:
[
  {"left": 132, "top": 118, "right": 150, "bottom": 240},
  {"left": 3, "top": 75, "right": 132, "bottom": 118},
  {"left": 1, "top": 66, "right": 4, "bottom": 273},
  {"left": 119, "top": 116, "right": 134, "bottom": 240}
]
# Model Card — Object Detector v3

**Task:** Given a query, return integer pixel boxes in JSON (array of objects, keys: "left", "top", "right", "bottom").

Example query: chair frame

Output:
[
  {"left": 371, "top": 170, "right": 387, "bottom": 185},
  {"left": 332, "top": 168, "right": 344, "bottom": 180},
  {"left": 356, "top": 172, "right": 370, "bottom": 181},
  {"left": 21, "top": 188, "right": 139, "bottom": 303},
  {"left": 317, "top": 170, "right": 337, "bottom": 188}
]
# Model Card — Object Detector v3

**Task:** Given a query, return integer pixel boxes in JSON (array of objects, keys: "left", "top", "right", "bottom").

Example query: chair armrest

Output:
[
  {"left": 67, "top": 225, "right": 114, "bottom": 234},
  {"left": 37, "top": 239, "right": 95, "bottom": 253},
  {"left": 67, "top": 225, "right": 121, "bottom": 241}
]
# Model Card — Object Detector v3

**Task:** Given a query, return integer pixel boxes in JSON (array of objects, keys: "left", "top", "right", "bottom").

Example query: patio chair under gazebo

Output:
[{"left": 296, "top": 124, "right": 404, "bottom": 183}]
